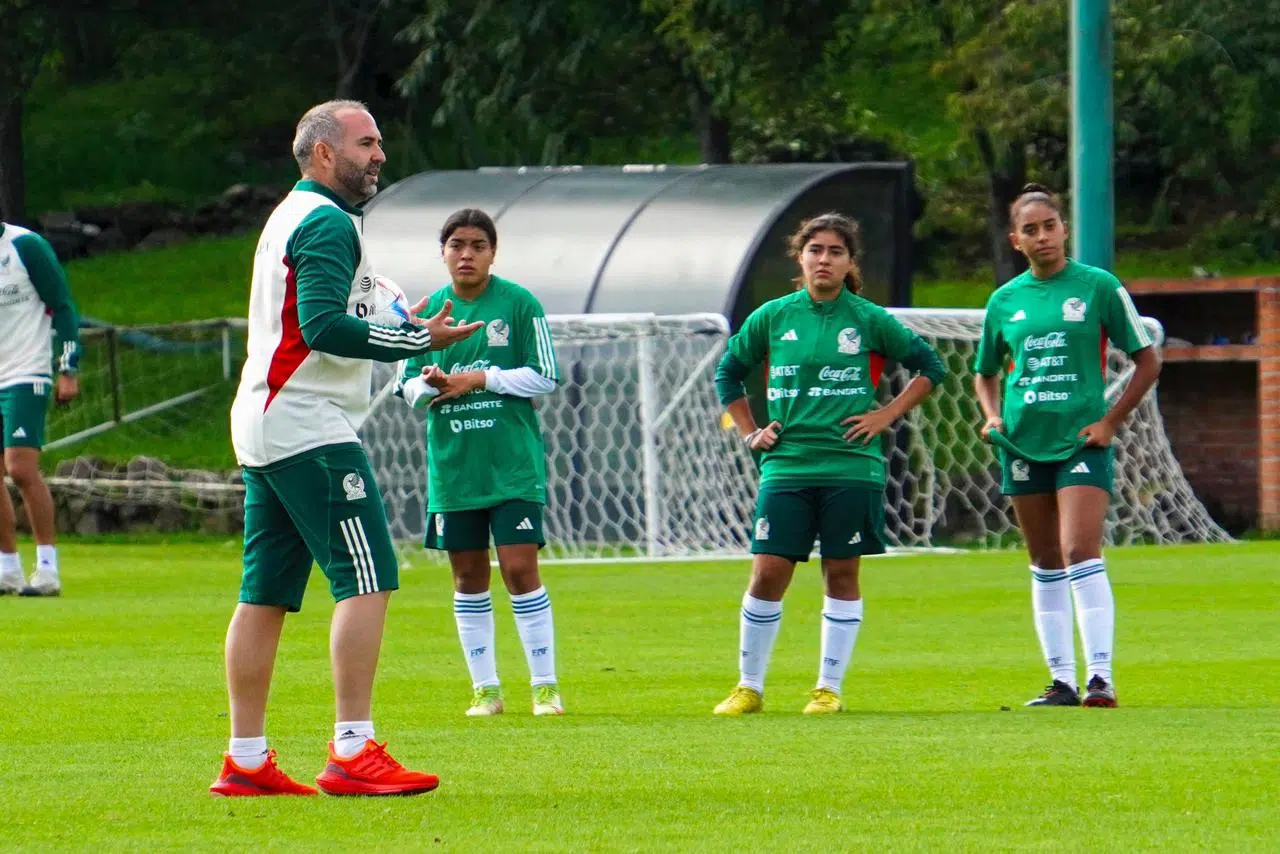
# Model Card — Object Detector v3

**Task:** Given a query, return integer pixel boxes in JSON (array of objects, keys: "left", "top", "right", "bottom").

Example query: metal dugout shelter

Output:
[{"left": 361, "top": 163, "right": 915, "bottom": 325}]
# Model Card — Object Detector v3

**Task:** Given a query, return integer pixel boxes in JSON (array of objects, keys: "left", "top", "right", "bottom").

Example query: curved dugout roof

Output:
[{"left": 362, "top": 163, "right": 913, "bottom": 324}]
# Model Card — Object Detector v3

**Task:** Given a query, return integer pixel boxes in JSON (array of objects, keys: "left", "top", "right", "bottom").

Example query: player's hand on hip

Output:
[
  {"left": 979, "top": 416, "right": 1005, "bottom": 442},
  {"left": 55, "top": 374, "right": 79, "bottom": 404},
  {"left": 421, "top": 299, "right": 484, "bottom": 350},
  {"left": 429, "top": 370, "right": 486, "bottom": 407},
  {"left": 420, "top": 364, "right": 448, "bottom": 390},
  {"left": 1077, "top": 419, "right": 1114, "bottom": 447},
  {"left": 842, "top": 408, "right": 894, "bottom": 445},
  {"left": 744, "top": 420, "right": 781, "bottom": 451}
]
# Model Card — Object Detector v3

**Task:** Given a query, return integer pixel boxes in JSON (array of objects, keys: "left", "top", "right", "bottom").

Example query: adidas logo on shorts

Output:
[
  {"left": 516, "top": 517, "right": 534, "bottom": 531},
  {"left": 11, "top": 427, "right": 26, "bottom": 439},
  {"left": 1071, "top": 461, "right": 1090, "bottom": 474},
  {"left": 848, "top": 532, "right": 862, "bottom": 545}
]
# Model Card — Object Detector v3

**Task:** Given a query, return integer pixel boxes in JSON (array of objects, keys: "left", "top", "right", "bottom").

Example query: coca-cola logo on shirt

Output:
[{"left": 1023, "top": 331, "right": 1067, "bottom": 352}]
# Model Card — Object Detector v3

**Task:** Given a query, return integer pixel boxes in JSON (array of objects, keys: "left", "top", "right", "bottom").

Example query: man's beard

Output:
[{"left": 336, "top": 154, "right": 378, "bottom": 201}]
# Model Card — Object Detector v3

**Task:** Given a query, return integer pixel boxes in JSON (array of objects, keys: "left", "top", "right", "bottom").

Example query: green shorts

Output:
[
  {"left": 0, "top": 381, "right": 51, "bottom": 449},
  {"left": 1001, "top": 446, "right": 1114, "bottom": 496},
  {"left": 240, "top": 444, "right": 398, "bottom": 613},
  {"left": 750, "top": 483, "right": 886, "bottom": 562},
  {"left": 426, "top": 500, "right": 545, "bottom": 552}
]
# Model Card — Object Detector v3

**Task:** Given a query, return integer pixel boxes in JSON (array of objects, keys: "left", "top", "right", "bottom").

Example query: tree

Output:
[
  {"left": 0, "top": 0, "right": 56, "bottom": 222},
  {"left": 396, "top": 0, "right": 691, "bottom": 165}
]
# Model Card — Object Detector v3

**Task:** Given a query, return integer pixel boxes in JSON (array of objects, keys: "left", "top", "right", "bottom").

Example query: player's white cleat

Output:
[
  {"left": 20, "top": 565, "right": 61, "bottom": 597},
  {"left": 532, "top": 684, "right": 564, "bottom": 716},
  {"left": 0, "top": 566, "right": 24, "bottom": 595}
]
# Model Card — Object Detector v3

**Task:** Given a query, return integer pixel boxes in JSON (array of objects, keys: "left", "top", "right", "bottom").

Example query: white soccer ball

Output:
[{"left": 366, "top": 275, "right": 412, "bottom": 327}]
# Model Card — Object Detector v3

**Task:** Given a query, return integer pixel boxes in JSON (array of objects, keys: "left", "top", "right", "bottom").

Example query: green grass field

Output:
[{"left": 3, "top": 540, "right": 1277, "bottom": 851}]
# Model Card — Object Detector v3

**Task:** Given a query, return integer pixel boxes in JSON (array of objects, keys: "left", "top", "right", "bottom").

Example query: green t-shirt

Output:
[
  {"left": 719, "top": 288, "right": 937, "bottom": 487},
  {"left": 400, "top": 276, "right": 558, "bottom": 512},
  {"left": 974, "top": 259, "right": 1153, "bottom": 462}
]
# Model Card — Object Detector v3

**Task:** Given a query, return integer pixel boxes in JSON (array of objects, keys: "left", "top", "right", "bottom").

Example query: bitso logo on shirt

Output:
[
  {"left": 342, "top": 472, "right": 366, "bottom": 500},
  {"left": 1062, "top": 297, "right": 1087, "bottom": 322},
  {"left": 486, "top": 318, "right": 510, "bottom": 346},
  {"left": 837, "top": 328, "right": 861, "bottom": 355},
  {"left": 754, "top": 517, "right": 770, "bottom": 540},
  {"left": 1011, "top": 459, "right": 1031, "bottom": 482}
]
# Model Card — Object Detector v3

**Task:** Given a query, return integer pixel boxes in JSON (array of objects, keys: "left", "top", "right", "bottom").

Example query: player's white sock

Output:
[
  {"left": 0, "top": 551, "right": 20, "bottom": 575},
  {"left": 1030, "top": 566, "right": 1077, "bottom": 689},
  {"left": 454, "top": 591, "right": 499, "bottom": 688},
  {"left": 738, "top": 593, "right": 782, "bottom": 694},
  {"left": 35, "top": 544, "right": 57, "bottom": 574},
  {"left": 334, "top": 721, "right": 375, "bottom": 758},
  {"left": 816, "top": 596, "right": 863, "bottom": 693},
  {"left": 228, "top": 735, "right": 268, "bottom": 770},
  {"left": 511, "top": 586, "right": 556, "bottom": 687},
  {"left": 1068, "top": 559, "right": 1114, "bottom": 682}
]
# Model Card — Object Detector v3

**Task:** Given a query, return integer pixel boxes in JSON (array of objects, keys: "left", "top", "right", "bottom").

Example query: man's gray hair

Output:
[{"left": 292, "top": 99, "right": 368, "bottom": 172}]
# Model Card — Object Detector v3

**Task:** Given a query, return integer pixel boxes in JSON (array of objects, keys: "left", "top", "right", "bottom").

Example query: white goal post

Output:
[{"left": 362, "top": 309, "right": 1230, "bottom": 561}]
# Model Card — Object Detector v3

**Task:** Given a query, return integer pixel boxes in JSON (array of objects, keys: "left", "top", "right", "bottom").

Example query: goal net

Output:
[{"left": 363, "top": 310, "right": 1230, "bottom": 561}]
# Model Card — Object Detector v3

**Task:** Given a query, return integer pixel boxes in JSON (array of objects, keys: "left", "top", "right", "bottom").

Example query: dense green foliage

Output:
[{"left": 6, "top": 1, "right": 1280, "bottom": 281}]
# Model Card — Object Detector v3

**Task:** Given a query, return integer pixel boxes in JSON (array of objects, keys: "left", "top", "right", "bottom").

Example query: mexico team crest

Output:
[
  {"left": 754, "top": 517, "right": 770, "bottom": 541},
  {"left": 837, "top": 327, "right": 861, "bottom": 355},
  {"left": 486, "top": 318, "right": 510, "bottom": 346},
  {"left": 1011, "top": 459, "right": 1030, "bottom": 482},
  {"left": 1062, "top": 297, "right": 1087, "bottom": 322},
  {"left": 342, "top": 472, "right": 367, "bottom": 500}
]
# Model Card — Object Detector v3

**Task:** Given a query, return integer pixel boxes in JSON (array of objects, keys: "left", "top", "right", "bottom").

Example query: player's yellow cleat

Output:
[
  {"left": 802, "top": 687, "right": 843, "bottom": 715},
  {"left": 532, "top": 683, "right": 564, "bottom": 716},
  {"left": 713, "top": 685, "right": 763, "bottom": 716},
  {"left": 465, "top": 685, "right": 504, "bottom": 717}
]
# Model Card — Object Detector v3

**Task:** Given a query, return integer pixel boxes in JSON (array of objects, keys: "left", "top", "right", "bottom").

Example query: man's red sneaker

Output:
[
  {"left": 210, "top": 749, "right": 319, "bottom": 796},
  {"left": 314, "top": 739, "right": 440, "bottom": 796}
]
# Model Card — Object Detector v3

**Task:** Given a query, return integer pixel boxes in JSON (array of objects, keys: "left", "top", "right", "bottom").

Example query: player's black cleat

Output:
[
  {"left": 1082, "top": 675, "right": 1117, "bottom": 708},
  {"left": 1024, "top": 680, "right": 1081, "bottom": 707}
]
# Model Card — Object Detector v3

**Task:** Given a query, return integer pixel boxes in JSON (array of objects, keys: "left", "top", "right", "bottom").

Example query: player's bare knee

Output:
[
  {"left": 1030, "top": 546, "right": 1065, "bottom": 570},
  {"left": 1062, "top": 543, "right": 1101, "bottom": 567},
  {"left": 499, "top": 562, "right": 541, "bottom": 595},
  {"left": 5, "top": 460, "right": 40, "bottom": 490},
  {"left": 450, "top": 551, "right": 491, "bottom": 593}
]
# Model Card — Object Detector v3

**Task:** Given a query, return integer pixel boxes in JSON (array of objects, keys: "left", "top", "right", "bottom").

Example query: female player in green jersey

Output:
[
  {"left": 974, "top": 184, "right": 1161, "bottom": 708},
  {"left": 397, "top": 209, "right": 564, "bottom": 717},
  {"left": 712, "top": 213, "right": 946, "bottom": 715}
]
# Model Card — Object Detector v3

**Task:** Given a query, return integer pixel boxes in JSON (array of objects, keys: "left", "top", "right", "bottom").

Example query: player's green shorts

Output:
[
  {"left": 1001, "top": 445, "right": 1114, "bottom": 496},
  {"left": 0, "top": 381, "right": 51, "bottom": 449},
  {"left": 750, "top": 483, "right": 886, "bottom": 562},
  {"left": 426, "top": 500, "right": 545, "bottom": 552},
  {"left": 239, "top": 443, "right": 398, "bottom": 613}
]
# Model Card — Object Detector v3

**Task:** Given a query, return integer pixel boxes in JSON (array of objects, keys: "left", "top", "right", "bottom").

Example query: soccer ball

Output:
[{"left": 366, "top": 275, "right": 412, "bottom": 327}]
